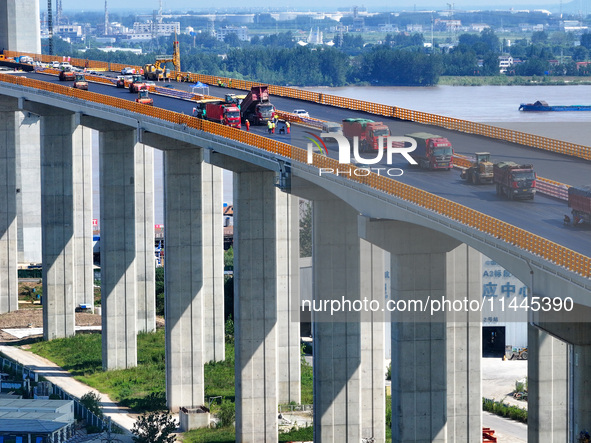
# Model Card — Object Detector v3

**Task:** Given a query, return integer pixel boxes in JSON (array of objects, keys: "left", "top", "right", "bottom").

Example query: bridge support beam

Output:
[
  {"left": 360, "top": 243, "right": 386, "bottom": 442},
  {"left": 312, "top": 196, "right": 363, "bottom": 442},
  {"left": 99, "top": 127, "right": 137, "bottom": 369},
  {"left": 164, "top": 147, "right": 205, "bottom": 410},
  {"left": 359, "top": 218, "right": 484, "bottom": 442},
  {"left": 527, "top": 324, "right": 568, "bottom": 443},
  {"left": 202, "top": 163, "right": 224, "bottom": 362},
  {"left": 445, "top": 244, "right": 482, "bottom": 443},
  {"left": 277, "top": 192, "right": 301, "bottom": 404},
  {"left": 37, "top": 107, "right": 77, "bottom": 340},
  {"left": 0, "top": 97, "right": 19, "bottom": 314},
  {"left": 73, "top": 126, "right": 93, "bottom": 310},
  {"left": 234, "top": 170, "right": 278, "bottom": 443},
  {"left": 135, "top": 143, "right": 155, "bottom": 333},
  {"left": 15, "top": 112, "right": 41, "bottom": 264}
]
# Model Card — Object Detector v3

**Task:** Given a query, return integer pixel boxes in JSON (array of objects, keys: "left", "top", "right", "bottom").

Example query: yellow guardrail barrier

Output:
[
  {"left": 0, "top": 72, "right": 589, "bottom": 278},
  {"left": 7, "top": 50, "right": 590, "bottom": 161}
]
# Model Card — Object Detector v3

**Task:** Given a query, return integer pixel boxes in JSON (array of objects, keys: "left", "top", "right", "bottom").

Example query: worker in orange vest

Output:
[
  {"left": 245, "top": 119, "right": 250, "bottom": 131},
  {"left": 286, "top": 121, "right": 290, "bottom": 134}
]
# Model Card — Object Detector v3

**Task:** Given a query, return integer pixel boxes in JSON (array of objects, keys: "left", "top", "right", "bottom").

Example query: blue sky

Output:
[{"left": 56, "top": 0, "right": 566, "bottom": 13}]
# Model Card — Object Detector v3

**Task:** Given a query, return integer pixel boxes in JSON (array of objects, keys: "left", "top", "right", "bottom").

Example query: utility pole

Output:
[
  {"left": 47, "top": 0, "right": 53, "bottom": 55},
  {"left": 447, "top": 2, "right": 455, "bottom": 46}
]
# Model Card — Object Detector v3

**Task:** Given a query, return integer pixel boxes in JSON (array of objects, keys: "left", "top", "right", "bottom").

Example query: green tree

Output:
[
  {"left": 300, "top": 200, "right": 312, "bottom": 258},
  {"left": 531, "top": 31, "right": 548, "bottom": 44},
  {"left": 131, "top": 412, "right": 177, "bottom": 443},
  {"left": 216, "top": 400, "right": 235, "bottom": 428},
  {"left": 155, "top": 267, "right": 164, "bottom": 316},
  {"left": 224, "top": 247, "right": 234, "bottom": 271},
  {"left": 80, "top": 392, "right": 103, "bottom": 418},
  {"left": 581, "top": 33, "right": 591, "bottom": 50}
]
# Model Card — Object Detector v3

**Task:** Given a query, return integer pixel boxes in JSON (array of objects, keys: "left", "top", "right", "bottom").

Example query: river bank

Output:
[{"left": 438, "top": 75, "right": 591, "bottom": 86}]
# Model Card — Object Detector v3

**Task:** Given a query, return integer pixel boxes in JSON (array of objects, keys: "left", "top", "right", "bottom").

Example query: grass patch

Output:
[
  {"left": 181, "top": 426, "right": 235, "bottom": 443},
  {"left": 482, "top": 397, "right": 527, "bottom": 423},
  {"left": 301, "top": 357, "right": 313, "bottom": 405}
]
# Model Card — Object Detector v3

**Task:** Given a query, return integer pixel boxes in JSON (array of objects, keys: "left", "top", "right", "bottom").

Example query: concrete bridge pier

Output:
[
  {"left": 359, "top": 219, "right": 482, "bottom": 442},
  {"left": 15, "top": 111, "right": 41, "bottom": 264},
  {"left": 234, "top": 169, "right": 279, "bottom": 442},
  {"left": 163, "top": 146, "right": 206, "bottom": 410},
  {"left": 527, "top": 324, "right": 568, "bottom": 443},
  {"left": 135, "top": 143, "right": 155, "bottom": 333},
  {"left": 312, "top": 196, "right": 365, "bottom": 442},
  {"left": 72, "top": 126, "right": 93, "bottom": 310},
  {"left": 0, "top": 97, "right": 19, "bottom": 314},
  {"left": 23, "top": 103, "right": 78, "bottom": 340},
  {"left": 201, "top": 162, "right": 225, "bottom": 362},
  {"left": 277, "top": 192, "right": 301, "bottom": 405},
  {"left": 98, "top": 125, "right": 138, "bottom": 369}
]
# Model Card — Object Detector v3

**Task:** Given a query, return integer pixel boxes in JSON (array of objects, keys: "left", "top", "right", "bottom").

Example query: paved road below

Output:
[
  {"left": 483, "top": 411, "right": 527, "bottom": 443},
  {"left": 0, "top": 345, "right": 136, "bottom": 436}
]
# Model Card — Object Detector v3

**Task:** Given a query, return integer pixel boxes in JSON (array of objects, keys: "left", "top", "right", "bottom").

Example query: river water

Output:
[{"left": 94, "top": 84, "right": 591, "bottom": 225}]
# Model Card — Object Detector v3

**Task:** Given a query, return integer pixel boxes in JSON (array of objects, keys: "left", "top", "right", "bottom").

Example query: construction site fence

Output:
[
  {"left": 0, "top": 72, "right": 589, "bottom": 279},
  {"left": 0, "top": 354, "right": 123, "bottom": 433},
  {"left": 6, "top": 50, "right": 591, "bottom": 162}
]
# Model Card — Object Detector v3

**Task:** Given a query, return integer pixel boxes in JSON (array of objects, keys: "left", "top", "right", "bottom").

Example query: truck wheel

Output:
[{"left": 520, "top": 351, "right": 528, "bottom": 360}]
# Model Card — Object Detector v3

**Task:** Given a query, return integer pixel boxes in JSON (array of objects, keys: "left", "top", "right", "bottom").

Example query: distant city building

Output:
[
  {"left": 470, "top": 23, "right": 490, "bottom": 32},
  {"left": 406, "top": 24, "right": 423, "bottom": 33},
  {"left": 54, "top": 25, "right": 83, "bottom": 40},
  {"left": 133, "top": 21, "right": 180, "bottom": 37},
  {"left": 434, "top": 19, "right": 461, "bottom": 32},
  {"left": 215, "top": 26, "right": 249, "bottom": 42},
  {"left": 307, "top": 27, "right": 323, "bottom": 45},
  {"left": 498, "top": 55, "right": 514, "bottom": 73},
  {"left": 95, "top": 47, "right": 143, "bottom": 55},
  {"left": 378, "top": 24, "right": 399, "bottom": 33}
]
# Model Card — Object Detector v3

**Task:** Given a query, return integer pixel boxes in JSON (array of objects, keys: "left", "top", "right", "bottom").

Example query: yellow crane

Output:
[{"left": 143, "top": 30, "right": 181, "bottom": 81}]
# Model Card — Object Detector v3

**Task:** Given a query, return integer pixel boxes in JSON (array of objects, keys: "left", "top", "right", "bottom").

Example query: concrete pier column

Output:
[
  {"left": 135, "top": 143, "right": 155, "bottom": 333},
  {"left": 202, "top": 163, "right": 224, "bottom": 362},
  {"left": 313, "top": 196, "right": 362, "bottom": 443},
  {"left": 360, "top": 242, "right": 385, "bottom": 443},
  {"left": 528, "top": 324, "right": 568, "bottom": 443},
  {"left": 37, "top": 109, "right": 77, "bottom": 340},
  {"left": 163, "top": 147, "right": 205, "bottom": 410},
  {"left": 390, "top": 253, "right": 447, "bottom": 443},
  {"left": 15, "top": 112, "right": 41, "bottom": 264},
  {"left": 0, "top": 98, "right": 19, "bottom": 314},
  {"left": 277, "top": 192, "right": 301, "bottom": 404},
  {"left": 358, "top": 218, "right": 461, "bottom": 443},
  {"left": 445, "top": 244, "right": 482, "bottom": 443},
  {"left": 73, "top": 126, "right": 93, "bottom": 310},
  {"left": 99, "top": 127, "right": 137, "bottom": 369},
  {"left": 234, "top": 170, "right": 278, "bottom": 443},
  {"left": 573, "top": 344, "right": 591, "bottom": 441}
]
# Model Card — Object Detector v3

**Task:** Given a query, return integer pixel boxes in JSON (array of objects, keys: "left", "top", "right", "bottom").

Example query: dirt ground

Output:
[{"left": 0, "top": 308, "right": 103, "bottom": 343}]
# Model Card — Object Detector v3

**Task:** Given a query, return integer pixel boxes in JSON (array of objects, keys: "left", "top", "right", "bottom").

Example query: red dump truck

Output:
[
  {"left": 405, "top": 132, "right": 453, "bottom": 170},
  {"left": 493, "top": 162, "right": 536, "bottom": 200},
  {"left": 206, "top": 102, "right": 241, "bottom": 129},
  {"left": 342, "top": 118, "right": 391, "bottom": 152},
  {"left": 568, "top": 185, "right": 591, "bottom": 225},
  {"left": 240, "top": 85, "right": 275, "bottom": 125}
]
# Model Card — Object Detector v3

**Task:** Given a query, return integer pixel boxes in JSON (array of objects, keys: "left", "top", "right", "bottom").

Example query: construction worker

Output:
[
  {"left": 217, "top": 79, "right": 222, "bottom": 87},
  {"left": 245, "top": 119, "right": 250, "bottom": 132},
  {"left": 286, "top": 121, "right": 290, "bottom": 134},
  {"left": 267, "top": 120, "right": 273, "bottom": 134},
  {"left": 271, "top": 121, "right": 275, "bottom": 134}
]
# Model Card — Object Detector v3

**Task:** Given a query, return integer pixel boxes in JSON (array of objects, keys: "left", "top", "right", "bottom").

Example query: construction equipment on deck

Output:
[{"left": 143, "top": 30, "right": 181, "bottom": 81}]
